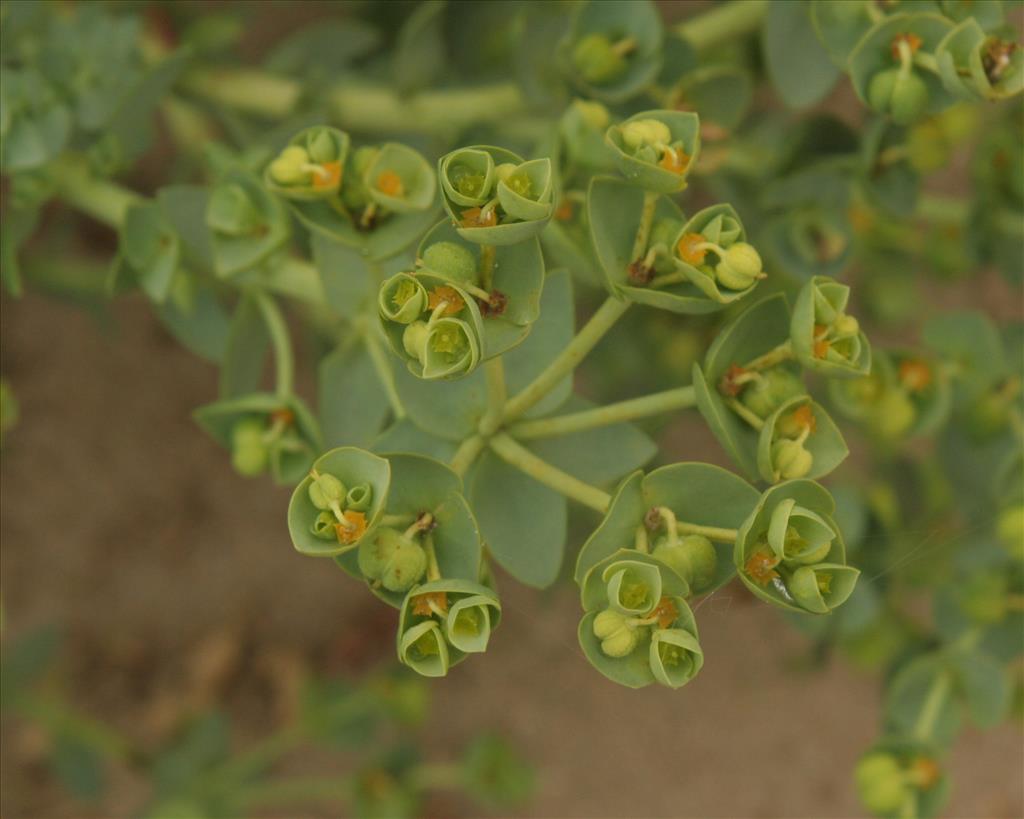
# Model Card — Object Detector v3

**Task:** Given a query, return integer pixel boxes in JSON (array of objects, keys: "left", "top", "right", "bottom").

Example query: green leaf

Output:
[
  {"left": 122, "top": 203, "right": 180, "bottom": 303},
  {"left": 393, "top": 0, "right": 447, "bottom": 95},
  {"left": 220, "top": 294, "right": 269, "bottom": 398},
  {"left": 52, "top": 731, "right": 105, "bottom": 800},
  {"left": 320, "top": 339, "right": 391, "bottom": 449},
  {"left": 372, "top": 419, "right": 457, "bottom": 462},
  {"left": 152, "top": 713, "right": 229, "bottom": 798},
  {"left": 154, "top": 277, "right": 231, "bottom": 364},
  {"left": 673, "top": 66, "right": 753, "bottom": 130},
  {"left": 763, "top": 1, "right": 840, "bottom": 108},
  {"left": 0, "top": 624, "right": 61, "bottom": 697},
  {"left": 470, "top": 450, "right": 567, "bottom": 588},
  {"left": 949, "top": 646, "right": 1011, "bottom": 729},
  {"left": 884, "top": 655, "right": 962, "bottom": 749},
  {"left": 311, "top": 233, "right": 374, "bottom": 319},
  {"left": 810, "top": 0, "right": 875, "bottom": 67},
  {"left": 922, "top": 310, "right": 1007, "bottom": 406}
]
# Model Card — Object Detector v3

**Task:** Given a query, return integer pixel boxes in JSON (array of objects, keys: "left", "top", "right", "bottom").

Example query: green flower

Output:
[
  {"left": 649, "top": 627, "right": 703, "bottom": 689},
  {"left": 592, "top": 608, "right": 639, "bottom": 657},
  {"left": 263, "top": 126, "right": 349, "bottom": 200},
  {"left": 398, "top": 621, "right": 449, "bottom": 678},
  {"left": 791, "top": 276, "right": 871, "bottom": 377},
  {"left": 651, "top": 534, "right": 717, "bottom": 593}
]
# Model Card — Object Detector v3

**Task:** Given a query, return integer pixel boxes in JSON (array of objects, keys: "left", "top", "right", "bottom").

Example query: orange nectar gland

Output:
[
  {"left": 677, "top": 233, "right": 707, "bottom": 265},
  {"left": 745, "top": 549, "right": 781, "bottom": 586},
  {"left": 555, "top": 199, "right": 574, "bottom": 221},
  {"left": 427, "top": 286, "right": 465, "bottom": 316},
  {"left": 719, "top": 363, "right": 748, "bottom": 398},
  {"left": 812, "top": 324, "right": 831, "bottom": 359},
  {"left": 659, "top": 147, "right": 690, "bottom": 175},
  {"left": 459, "top": 207, "right": 497, "bottom": 228},
  {"left": 269, "top": 407, "right": 295, "bottom": 426},
  {"left": 311, "top": 161, "right": 342, "bottom": 191},
  {"left": 789, "top": 403, "right": 817, "bottom": 433},
  {"left": 376, "top": 170, "right": 405, "bottom": 198},
  {"left": 890, "top": 32, "right": 923, "bottom": 60},
  {"left": 335, "top": 511, "right": 367, "bottom": 545},
  {"left": 412, "top": 591, "right": 449, "bottom": 617},
  {"left": 909, "top": 757, "right": 941, "bottom": 789},
  {"left": 899, "top": 359, "right": 932, "bottom": 392},
  {"left": 652, "top": 597, "right": 679, "bottom": 629}
]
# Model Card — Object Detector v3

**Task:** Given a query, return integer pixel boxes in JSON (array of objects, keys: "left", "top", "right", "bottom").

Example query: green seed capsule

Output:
[
  {"left": 771, "top": 438, "right": 814, "bottom": 480},
  {"left": 308, "top": 472, "right": 346, "bottom": 510},
  {"left": 855, "top": 753, "right": 908, "bottom": 816},
  {"left": 714, "top": 242, "right": 762, "bottom": 290},
  {"left": 571, "top": 33, "right": 626, "bottom": 84},
  {"left": 867, "top": 389, "right": 917, "bottom": 439},
  {"left": 740, "top": 368, "right": 806, "bottom": 419},
  {"left": 868, "top": 68, "right": 930, "bottom": 125},
  {"left": 230, "top": 418, "right": 268, "bottom": 476},
  {"left": 421, "top": 241, "right": 478, "bottom": 285},
  {"left": 652, "top": 535, "right": 717, "bottom": 592},
  {"left": 357, "top": 528, "right": 427, "bottom": 591},
  {"left": 269, "top": 146, "right": 311, "bottom": 185},
  {"left": 592, "top": 608, "right": 639, "bottom": 657}
]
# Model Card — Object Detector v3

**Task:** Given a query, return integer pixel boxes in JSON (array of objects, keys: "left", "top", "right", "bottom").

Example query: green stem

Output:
[
  {"left": 480, "top": 245, "right": 496, "bottom": 292},
  {"left": 51, "top": 156, "right": 142, "bottom": 227},
  {"left": 509, "top": 386, "right": 696, "bottom": 440},
  {"left": 675, "top": 0, "right": 768, "bottom": 53},
  {"left": 912, "top": 671, "right": 952, "bottom": 742},
  {"left": 449, "top": 435, "right": 485, "bottom": 477},
  {"left": 676, "top": 520, "right": 739, "bottom": 543},
  {"left": 913, "top": 51, "right": 940, "bottom": 76},
  {"left": 381, "top": 512, "right": 416, "bottom": 528},
  {"left": 478, "top": 358, "right": 507, "bottom": 437},
  {"left": 631, "top": 190, "right": 659, "bottom": 263},
  {"left": 489, "top": 433, "right": 611, "bottom": 513},
  {"left": 213, "top": 725, "right": 306, "bottom": 785},
  {"left": 363, "top": 325, "right": 406, "bottom": 420},
  {"left": 180, "top": 67, "right": 301, "bottom": 118},
  {"left": 502, "top": 296, "right": 630, "bottom": 423},
  {"left": 725, "top": 396, "right": 765, "bottom": 431},
  {"left": 425, "top": 536, "right": 441, "bottom": 581},
  {"left": 254, "top": 291, "right": 294, "bottom": 398},
  {"left": 742, "top": 339, "right": 794, "bottom": 371}
]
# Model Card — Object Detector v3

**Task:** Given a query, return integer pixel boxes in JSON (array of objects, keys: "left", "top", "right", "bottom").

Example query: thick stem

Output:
[
  {"left": 478, "top": 358, "right": 507, "bottom": 437},
  {"left": 180, "top": 67, "right": 301, "bottom": 118},
  {"left": 480, "top": 245, "right": 496, "bottom": 292},
  {"left": 254, "top": 291, "right": 294, "bottom": 398},
  {"left": 742, "top": 339, "right": 794, "bottom": 371},
  {"left": 502, "top": 296, "right": 630, "bottom": 423},
  {"left": 449, "top": 435, "right": 485, "bottom": 478},
  {"left": 676, "top": 520, "right": 739, "bottom": 543},
  {"left": 51, "top": 157, "right": 141, "bottom": 227},
  {"left": 364, "top": 326, "right": 406, "bottom": 420},
  {"left": 509, "top": 386, "right": 696, "bottom": 440},
  {"left": 630, "top": 190, "right": 659, "bottom": 263},
  {"left": 725, "top": 397, "right": 765, "bottom": 431},
  {"left": 425, "top": 536, "right": 441, "bottom": 581},
  {"left": 675, "top": 0, "right": 768, "bottom": 53},
  {"left": 912, "top": 671, "right": 952, "bottom": 742},
  {"left": 489, "top": 433, "right": 611, "bottom": 513}
]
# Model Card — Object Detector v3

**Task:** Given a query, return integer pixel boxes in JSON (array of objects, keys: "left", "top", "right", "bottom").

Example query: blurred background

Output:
[{"left": 2, "top": 1, "right": 1023, "bottom": 817}]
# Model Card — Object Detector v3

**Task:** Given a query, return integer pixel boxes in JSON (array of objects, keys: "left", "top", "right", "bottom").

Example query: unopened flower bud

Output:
[
  {"left": 230, "top": 418, "right": 267, "bottom": 476},
  {"left": 621, "top": 118, "right": 672, "bottom": 150},
  {"left": 311, "top": 511, "right": 336, "bottom": 540},
  {"left": 833, "top": 313, "right": 860, "bottom": 338},
  {"left": 308, "top": 472, "right": 346, "bottom": 510},
  {"left": 868, "top": 68, "right": 930, "bottom": 125},
  {"left": 592, "top": 609, "right": 639, "bottom": 658},
  {"left": 422, "top": 241, "right": 477, "bottom": 285},
  {"left": 855, "top": 752, "right": 908, "bottom": 816},
  {"left": 714, "top": 242, "right": 762, "bottom": 290},
  {"left": 571, "top": 33, "right": 627, "bottom": 84},
  {"left": 573, "top": 99, "right": 610, "bottom": 130},
  {"left": 771, "top": 438, "right": 814, "bottom": 480}
]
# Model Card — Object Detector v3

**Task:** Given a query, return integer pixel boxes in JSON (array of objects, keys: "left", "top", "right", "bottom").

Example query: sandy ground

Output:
[{"left": 1, "top": 292, "right": 1022, "bottom": 818}]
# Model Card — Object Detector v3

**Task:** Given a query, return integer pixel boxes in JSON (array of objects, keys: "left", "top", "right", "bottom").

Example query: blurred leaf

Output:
[
  {"left": 52, "top": 731, "right": 106, "bottom": 800},
  {"left": 0, "top": 624, "right": 61, "bottom": 698},
  {"left": 319, "top": 338, "right": 391, "bottom": 448},
  {"left": 220, "top": 294, "right": 269, "bottom": 398},
  {"left": 762, "top": 1, "right": 840, "bottom": 109}
]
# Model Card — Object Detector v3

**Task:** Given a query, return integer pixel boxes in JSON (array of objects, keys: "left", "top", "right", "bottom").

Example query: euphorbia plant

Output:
[{"left": 2, "top": 1, "right": 1021, "bottom": 817}]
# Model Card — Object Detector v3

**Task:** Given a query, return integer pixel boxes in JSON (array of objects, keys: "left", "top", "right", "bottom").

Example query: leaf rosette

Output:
[
  {"left": 438, "top": 146, "right": 554, "bottom": 245},
  {"left": 397, "top": 578, "right": 500, "bottom": 677},
  {"left": 415, "top": 220, "right": 544, "bottom": 358},
  {"left": 734, "top": 480, "right": 859, "bottom": 614},
  {"left": 194, "top": 392, "right": 322, "bottom": 485},
  {"left": 576, "top": 464, "right": 760, "bottom": 596},
  {"left": 577, "top": 550, "right": 700, "bottom": 689},
  {"left": 557, "top": 0, "right": 664, "bottom": 103},
  {"left": 286, "top": 446, "right": 390, "bottom": 558},
  {"left": 379, "top": 271, "right": 485, "bottom": 380},
  {"left": 345, "top": 454, "right": 483, "bottom": 608},
  {"left": 791, "top": 275, "right": 872, "bottom": 377},
  {"left": 604, "top": 110, "right": 700, "bottom": 193}
]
